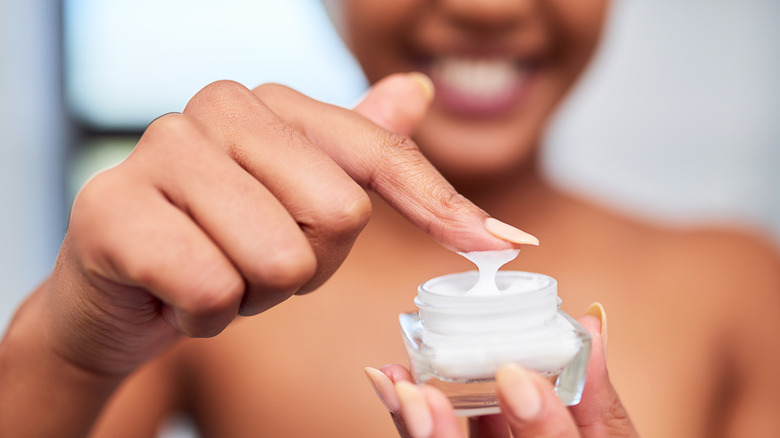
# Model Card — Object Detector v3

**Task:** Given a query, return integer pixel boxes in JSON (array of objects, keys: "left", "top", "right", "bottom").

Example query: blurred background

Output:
[{"left": 1, "top": 0, "right": 778, "bottom": 379}]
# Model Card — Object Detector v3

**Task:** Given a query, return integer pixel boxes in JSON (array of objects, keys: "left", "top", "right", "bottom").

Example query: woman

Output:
[{"left": 2, "top": 0, "right": 778, "bottom": 437}]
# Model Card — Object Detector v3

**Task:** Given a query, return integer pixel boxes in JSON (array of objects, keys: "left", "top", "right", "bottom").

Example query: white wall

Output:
[
  {"left": 0, "top": 0, "right": 65, "bottom": 331},
  {"left": 545, "top": 0, "right": 780, "bottom": 242}
]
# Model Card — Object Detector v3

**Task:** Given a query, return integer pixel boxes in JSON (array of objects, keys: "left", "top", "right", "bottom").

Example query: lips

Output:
[{"left": 426, "top": 56, "right": 534, "bottom": 117}]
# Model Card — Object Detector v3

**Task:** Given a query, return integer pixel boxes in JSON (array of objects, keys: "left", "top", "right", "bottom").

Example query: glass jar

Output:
[{"left": 399, "top": 270, "right": 591, "bottom": 416}]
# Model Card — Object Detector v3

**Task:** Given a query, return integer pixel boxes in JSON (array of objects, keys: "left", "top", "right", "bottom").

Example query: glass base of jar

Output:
[
  {"left": 426, "top": 377, "right": 503, "bottom": 416},
  {"left": 419, "top": 360, "right": 585, "bottom": 417},
  {"left": 401, "top": 310, "right": 592, "bottom": 417}
]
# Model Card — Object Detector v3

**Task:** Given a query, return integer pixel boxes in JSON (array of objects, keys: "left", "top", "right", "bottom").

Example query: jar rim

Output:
[{"left": 417, "top": 271, "right": 557, "bottom": 309}]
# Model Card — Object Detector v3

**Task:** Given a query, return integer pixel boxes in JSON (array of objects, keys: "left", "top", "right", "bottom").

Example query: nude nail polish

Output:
[
  {"left": 484, "top": 218, "right": 539, "bottom": 246},
  {"left": 364, "top": 367, "right": 400, "bottom": 413}
]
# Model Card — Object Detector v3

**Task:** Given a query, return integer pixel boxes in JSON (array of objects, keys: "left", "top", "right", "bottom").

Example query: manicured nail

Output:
[
  {"left": 395, "top": 381, "right": 433, "bottom": 438},
  {"left": 585, "top": 302, "right": 608, "bottom": 356},
  {"left": 496, "top": 363, "right": 542, "bottom": 421},
  {"left": 364, "top": 367, "right": 400, "bottom": 413},
  {"left": 485, "top": 218, "right": 539, "bottom": 246},
  {"left": 407, "top": 72, "right": 435, "bottom": 101}
]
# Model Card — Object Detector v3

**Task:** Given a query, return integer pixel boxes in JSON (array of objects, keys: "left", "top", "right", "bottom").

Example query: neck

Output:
[{"left": 452, "top": 157, "right": 558, "bottom": 223}]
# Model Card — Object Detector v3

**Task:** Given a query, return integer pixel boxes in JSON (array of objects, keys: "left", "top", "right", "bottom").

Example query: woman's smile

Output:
[
  {"left": 330, "top": 0, "right": 607, "bottom": 180},
  {"left": 426, "top": 55, "right": 537, "bottom": 117}
]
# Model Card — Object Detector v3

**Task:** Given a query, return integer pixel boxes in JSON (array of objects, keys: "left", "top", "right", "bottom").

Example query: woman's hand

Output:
[
  {"left": 26, "top": 73, "right": 536, "bottom": 377},
  {"left": 366, "top": 309, "right": 638, "bottom": 437},
  {"left": 2, "top": 73, "right": 539, "bottom": 436}
]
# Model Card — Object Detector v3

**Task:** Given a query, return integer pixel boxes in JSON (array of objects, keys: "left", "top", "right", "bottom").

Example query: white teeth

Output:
[{"left": 432, "top": 57, "right": 525, "bottom": 99}]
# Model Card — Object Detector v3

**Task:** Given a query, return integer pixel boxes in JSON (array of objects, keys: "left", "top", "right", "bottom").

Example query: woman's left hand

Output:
[{"left": 365, "top": 313, "right": 639, "bottom": 437}]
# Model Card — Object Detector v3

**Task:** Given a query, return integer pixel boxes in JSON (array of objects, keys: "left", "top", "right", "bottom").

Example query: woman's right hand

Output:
[{"left": 25, "top": 73, "right": 535, "bottom": 379}]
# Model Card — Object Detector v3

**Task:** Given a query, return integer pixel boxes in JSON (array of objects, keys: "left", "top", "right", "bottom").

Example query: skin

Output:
[{"left": 1, "top": 0, "right": 779, "bottom": 437}]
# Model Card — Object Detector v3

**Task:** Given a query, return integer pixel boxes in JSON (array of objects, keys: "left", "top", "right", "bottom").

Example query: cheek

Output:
[
  {"left": 339, "top": 0, "right": 420, "bottom": 76},
  {"left": 551, "top": 0, "right": 610, "bottom": 64}
]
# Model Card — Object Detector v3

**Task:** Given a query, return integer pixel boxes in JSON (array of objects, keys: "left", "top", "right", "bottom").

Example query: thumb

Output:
[
  {"left": 571, "top": 314, "right": 638, "bottom": 437},
  {"left": 353, "top": 72, "right": 434, "bottom": 136}
]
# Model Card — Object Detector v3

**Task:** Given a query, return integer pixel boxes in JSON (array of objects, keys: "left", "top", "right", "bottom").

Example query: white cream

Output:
[{"left": 457, "top": 249, "right": 520, "bottom": 296}]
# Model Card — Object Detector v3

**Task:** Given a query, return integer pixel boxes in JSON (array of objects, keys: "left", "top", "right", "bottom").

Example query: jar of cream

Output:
[{"left": 399, "top": 250, "right": 591, "bottom": 416}]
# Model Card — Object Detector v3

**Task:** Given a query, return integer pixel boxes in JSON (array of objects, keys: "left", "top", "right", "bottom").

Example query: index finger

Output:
[{"left": 252, "top": 81, "right": 536, "bottom": 252}]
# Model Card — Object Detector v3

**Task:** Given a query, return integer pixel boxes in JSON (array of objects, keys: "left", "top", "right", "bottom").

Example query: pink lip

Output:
[{"left": 421, "top": 64, "right": 536, "bottom": 118}]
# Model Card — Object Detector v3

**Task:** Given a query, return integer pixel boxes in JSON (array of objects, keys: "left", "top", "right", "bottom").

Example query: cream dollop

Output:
[{"left": 457, "top": 249, "right": 520, "bottom": 296}]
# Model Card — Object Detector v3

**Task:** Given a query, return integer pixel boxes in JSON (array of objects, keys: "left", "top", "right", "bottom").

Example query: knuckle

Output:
[
  {"left": 185, "top": 81, "right": 283, "bottom": 157},
  {"left": 248, "top": 245, "right": 317, "bottom": 293},
  {"left": 195, "top": 79, "right": 253, "bottom": 106},
  {"left": 67, "top": 169, "right": 153, "bottom": 276},
  {"left": 385, "top": 132, "right": 421, "bottom": 155},
  {"left": 251, "top": 82, "right": 296, "bottom": 103},
  {"left": 168, "top": 268, "right": 245, "bottom": 338},
  {"left": 181, "top": 277, "right": 244, "bottom": 319},
  {"left": 185, "top": 80, "right": 262, "bottom": 124},
  {"left": 421, "top": 186, "right": 477, "bottom": 241},
  {"left": 139, "top": 113, "right": 211, "bottom": 154},
  {"left": 575, "top": 388, "right": 633, "bottom": 434},
  {"left": 434, "top": 186, "right": 472, "bottom": 214},
  {"left": 319, "top": 189, "right": 373, "bottom": 238},
  {"left": 187, "top": 270, "right": 245, "bottom": 315},
  {"left": 605, "top": 393, "right": 632, "bottom": 426},
  {"left": 370, "top": 133, "right": 426, "bottom": 183},
  {"left": 71, "top": 170, "right": 113, "bottom": 215},
  {"left": 145, "top": 112, "right": 194, "bottom": 137},
  {"left": 69, "top": 170, "right": 124, "bottom": 241}
]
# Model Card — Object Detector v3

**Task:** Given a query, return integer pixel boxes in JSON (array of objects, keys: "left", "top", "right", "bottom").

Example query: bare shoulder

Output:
[
  {"left": 659, "top": 225, "right": 780, "bottom": 298},
  {"left": 654, "top": 224, "right": 780, "bottom": 433},
  {"left": 563, "top": 193, "right": 780, "bottom": 298},
  {"left": 678, "top": 224, "right": 780, "bottom": 333},
  {"left": 640, "top": 223, "right": 780, "bottom": 325},
  {"left": 578, "top": 194, "right": 780, "bottom": 348}
]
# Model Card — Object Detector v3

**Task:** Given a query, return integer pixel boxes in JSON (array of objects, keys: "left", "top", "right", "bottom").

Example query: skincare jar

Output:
[{"left": 399, "top": 270, "right": 590, "bottom": 416}]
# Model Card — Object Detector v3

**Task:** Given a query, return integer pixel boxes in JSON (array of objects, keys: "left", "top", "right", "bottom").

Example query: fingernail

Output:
[
  {"left": 485, "top": 218, "right": 539, "bottom": 246},
  {"left": 407, "top": 72, "right": 435, "bottom": 101},
  {"left": 585, "top": 302, "right": 608, "bottom": 356},
  {"left": 395, "top": 381, "right": 433, "bottom": 438},
  {"left": 364, "top": 367, "right": 400, "bottom": 413},
  {"left": 496, "top": 363, "right": 542, "bottom": 421}
]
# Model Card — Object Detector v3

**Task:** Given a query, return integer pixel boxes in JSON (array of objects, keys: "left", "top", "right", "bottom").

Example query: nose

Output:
[{"left": 437, "top": 0, "right": 536, "bottom": 33}]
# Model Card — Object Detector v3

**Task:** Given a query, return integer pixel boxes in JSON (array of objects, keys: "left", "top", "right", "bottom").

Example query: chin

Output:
[
  {"left": 419, "top": 143, "right": 536, "bottom": 189},
  {"left": 413, "top": 114, "right": 539, "bottom": 185}
]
